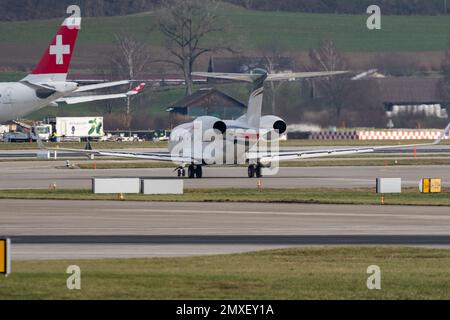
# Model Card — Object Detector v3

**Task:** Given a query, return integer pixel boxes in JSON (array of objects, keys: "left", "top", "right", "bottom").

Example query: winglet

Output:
[{"left": 127, "top": 83, "right": 146, "bottom": 96}]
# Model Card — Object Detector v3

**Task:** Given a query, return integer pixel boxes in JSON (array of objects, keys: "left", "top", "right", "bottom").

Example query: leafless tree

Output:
[
  {"left": 308, "top": 39, "right": 349, "bottom": 124},
  {"left": 157, "top": 0, "right": 231, "bottom": 96},
  {"left": 260, "top": 39, "right": 291, "bottom": 114},
  {"left": 92, "top": 65, "right": 120, "bottom": 115},
  {"left": 111, "top": 31, "right": 151, "bottom": 131},
  {"left": 439, "top": 45, "right": 450, "bottom": 110},
  {"left": 112, "top": 31, "right": 150, "bottom": 82}
]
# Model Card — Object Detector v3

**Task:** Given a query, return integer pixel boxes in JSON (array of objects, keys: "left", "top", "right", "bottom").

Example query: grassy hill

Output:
[
  {"left": 1, "top": 5, "right": 449, "bottom": 127},
  {"left": 1, "top": 5, "right": 449, "bottom": 76},
  {"left": 0, "top": 5, "right": 449, "bottom": 54}
]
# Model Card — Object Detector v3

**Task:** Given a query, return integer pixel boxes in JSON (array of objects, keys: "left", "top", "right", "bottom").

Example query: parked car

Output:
[{"left": 3, "top": 132, "right": 30, "bottom": 143}]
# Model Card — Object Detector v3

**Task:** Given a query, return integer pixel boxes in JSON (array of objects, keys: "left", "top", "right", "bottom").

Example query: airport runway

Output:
[
  {"left": 1, "top": 145, "right": 450, "bottom": 158},
  {"left": 1, "top": 200, "right": 449, "bottom": 260},
  {"left": 0, "top": 160, "right": 449, "bottom": 189}
]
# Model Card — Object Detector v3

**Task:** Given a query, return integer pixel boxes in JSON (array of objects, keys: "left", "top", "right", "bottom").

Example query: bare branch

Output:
[{"left": 157, "top": 0, "right": 232, "bottom": 95}]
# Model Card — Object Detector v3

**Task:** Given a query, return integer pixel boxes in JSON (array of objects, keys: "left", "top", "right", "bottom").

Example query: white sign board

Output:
[
  {"left": 93, "top": 178, "right": 141, "bottom": 194},
  {"left": 141, "top": 179, "right": 184, "bottom": 195},
  {"left": 376, "top": 178, "right": 402, "bottom": 194}
]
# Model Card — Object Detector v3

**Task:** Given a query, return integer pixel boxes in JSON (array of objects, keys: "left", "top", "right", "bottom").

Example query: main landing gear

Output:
[
  {"left": 178, "top": 165, "right": 203, "bottom": 179},
  {"left": 248, "top": 165, "right": 263, "bottom": 178},
  {"left": 177, "top": 168, "right": 186, "bottom": 177}
]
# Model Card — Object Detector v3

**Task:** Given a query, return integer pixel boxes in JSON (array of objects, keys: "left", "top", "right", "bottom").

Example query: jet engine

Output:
[
  {"left": 194, "top": 116, "right": 227, "bottom": 135},
  {"left": 259, "top": 116, "right": 287, "bottom": 141}
]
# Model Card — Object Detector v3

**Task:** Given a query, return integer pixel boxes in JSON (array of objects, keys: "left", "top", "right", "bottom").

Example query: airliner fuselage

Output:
[{"left": 0, "top": 82, "right": 63, "bottom": 123}]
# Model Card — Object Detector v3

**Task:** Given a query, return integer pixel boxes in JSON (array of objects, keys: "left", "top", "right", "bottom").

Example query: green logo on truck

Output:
[{"left": 88, "top": 119, "right": 103, "bottom": 136}]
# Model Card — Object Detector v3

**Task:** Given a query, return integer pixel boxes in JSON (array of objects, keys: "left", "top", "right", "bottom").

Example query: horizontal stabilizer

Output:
[
  {"left": 266, "top": 71, "right": 348, "bottom": 81},
  {"left": 192, "top": 71, "right": 348, "bottom": 83},
  {"left": 192, "top": 72, "right": 262, "bottom": 83}
]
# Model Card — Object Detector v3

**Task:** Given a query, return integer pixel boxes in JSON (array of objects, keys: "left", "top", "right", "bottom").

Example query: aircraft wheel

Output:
[
  {"left": 195, "top": 165, "right": 203, "bottom": 179},
  {"left": 255, "top": 165, "right": 263, "bottom": 178},
  {"left": 248, "top": 165, "right": 256, "bottom": 178},
  {"left": 188, "top": 165, "right": 195, "bottom": 179},
  {"left": 177, "top": 169, "right": 186, "bottom": 178}
]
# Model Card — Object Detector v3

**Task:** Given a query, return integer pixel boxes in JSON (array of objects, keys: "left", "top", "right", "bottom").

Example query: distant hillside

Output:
[
  {"left": 0, "top": 6, "right": 448, "bottom": 59},
  {"left": 0, "top": 0, "right": 161, "bottom": 21},
  {"left": 1, "top": 0, "right": 448, "bottom": 21},
  {"left": 228, "top": 0, "right": 450, "bottom": 15}
]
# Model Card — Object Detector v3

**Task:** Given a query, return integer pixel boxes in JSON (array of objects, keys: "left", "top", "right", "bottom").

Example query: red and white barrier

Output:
[
  {"left": 310, "top": 131, "right": 359, "bottom": 140},
  {"left": 310, "top": 130, "right": 449, "bottom": 141}
]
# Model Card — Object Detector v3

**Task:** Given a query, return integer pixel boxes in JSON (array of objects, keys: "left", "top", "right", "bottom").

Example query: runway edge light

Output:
[{"left": 0, "top": 238, "right": 11, "bottom": 276}]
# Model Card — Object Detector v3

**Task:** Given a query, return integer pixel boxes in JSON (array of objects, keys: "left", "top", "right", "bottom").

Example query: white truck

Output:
[
  {"left": 30, "top": 124, "right": 52, "bottom": 142},
  {"left": 55, "top": 117, "right": 104, "bottom": 141},
  {"left": 30, "top": 117, "right": 105, "bottom": 142}
]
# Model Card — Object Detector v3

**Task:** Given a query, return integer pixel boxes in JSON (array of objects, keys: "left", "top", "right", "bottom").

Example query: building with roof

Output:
[
  {"left": 311, "top": 76, "right": 449, "bottom": 119},
  {"left": 166, "top": 88, "right": 246, "bottom": 120},
  {"left": 377, "top": 77, "right": 448, "bottom": 119}
]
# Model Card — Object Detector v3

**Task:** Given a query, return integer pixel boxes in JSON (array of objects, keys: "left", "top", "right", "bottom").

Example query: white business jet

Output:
[{"left": 40, "top": 68, "right": 450, "bottom": 179}]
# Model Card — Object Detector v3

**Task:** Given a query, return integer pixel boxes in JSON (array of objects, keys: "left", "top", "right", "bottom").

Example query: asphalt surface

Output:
[
  {"left": 1, "top": 148, "right": 449, "bottom": 260},
  {"left": 1, "top": 200, "right": 449, "bottom": 260},
  {"left": 0, "top": 161, "right": 449, "bottom": 189},
  {"left": 1, "top": 145, "right": 450, "bottom": 158}
]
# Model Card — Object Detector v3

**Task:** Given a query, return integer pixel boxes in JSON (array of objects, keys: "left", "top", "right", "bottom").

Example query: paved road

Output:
[
  {"left": 1, "top": 200, "right": 449, "bottom": 260},
  {"left": 0, "top": 161, "right": 449, "bottom": 189}
]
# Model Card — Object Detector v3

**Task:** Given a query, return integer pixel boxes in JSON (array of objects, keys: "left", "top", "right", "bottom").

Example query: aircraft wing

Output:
[
  {"left": 86, "top": 150, "right": 192, "bottom": 163},
  {"left": 57, "top": 94, "right": 130, "bottom": 105},
  {"left": 74, "top": 80, "right": 130, "bottom": 92},
  {"left": 37, "top": 141, "right": 194, "bottom": 164},
  {"left": 192, "top": 71, "right": 348, "bottom": 83},
  {"left": 248, "top": 124, "right": 450, "bottom": 164},
  {"left": 57, "top": 83, "right": 146, "bottom": 105}
]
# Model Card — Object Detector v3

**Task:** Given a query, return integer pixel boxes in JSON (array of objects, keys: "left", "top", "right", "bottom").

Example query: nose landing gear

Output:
[
  {"left": 248, "top": 165, "right": 262, "bottom": 178},
  {"left": 177, "top": 168, "right": 186, "bottom": 177}
]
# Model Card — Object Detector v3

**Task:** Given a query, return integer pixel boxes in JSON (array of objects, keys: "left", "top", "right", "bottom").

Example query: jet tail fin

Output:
[
  {"left": 193, "top": 71, "right": 267, "bottom": 128},
  {"left": 22, "top": 6, "right": 81, "bottom": 83}
]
